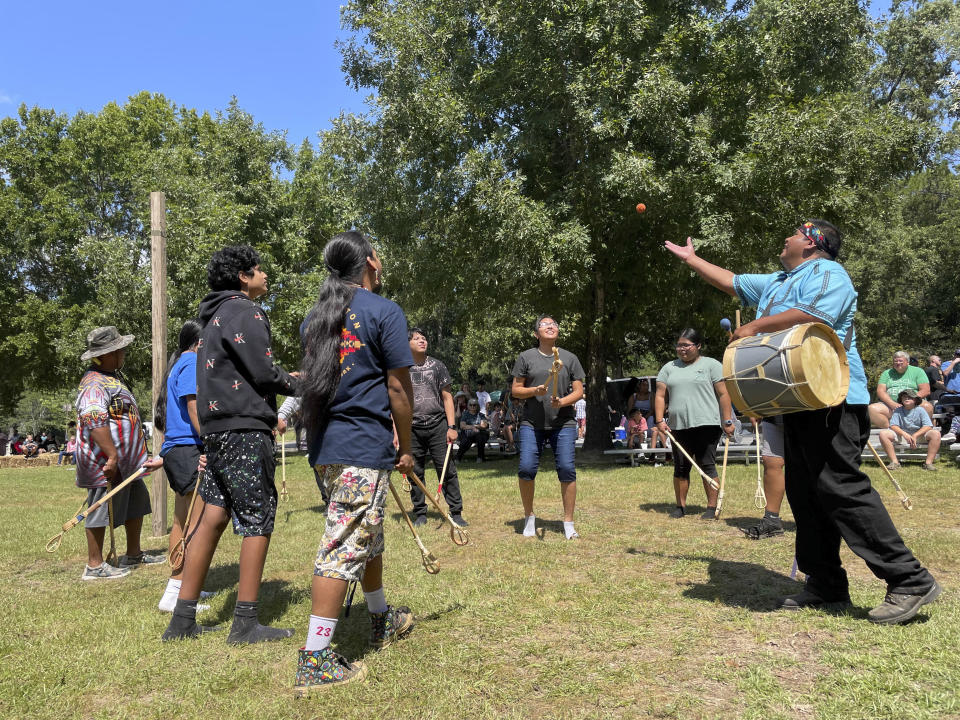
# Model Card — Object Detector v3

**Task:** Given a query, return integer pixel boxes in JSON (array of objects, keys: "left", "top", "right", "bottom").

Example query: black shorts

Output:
[
  {"left": 671, "top": 425, "right": 721, "bottom": 481},
  {"left": 161, "top": 444, "right": 203, "bottom": 496},
  {"left": 199, "top": 430, "right": 276, "bottom": 537}
]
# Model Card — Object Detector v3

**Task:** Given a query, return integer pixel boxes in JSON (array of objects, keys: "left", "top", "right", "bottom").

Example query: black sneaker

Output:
[
  {"left": 739, "top": 517, "right": 785, "bottom": 540},
  {"left": 668, "top": 506, "right": 685, "bottom": 519},
  {"left": 412, "top": 515, "right": 427, "bottom": 527},
  {"left": 294, "top": 647, "right": 366, "bottom": 696},
  {"left": 867, "top": 580, "right": 942, "bottom": 625},
  {"left": 700, "top": 507, "right": 717, "bottom": 520},
  {"left": 779, "top": 589, "right": 852, "bottom": 611},
  {"left": 450, "top": 514, "right": 468, "bottom": 527}
]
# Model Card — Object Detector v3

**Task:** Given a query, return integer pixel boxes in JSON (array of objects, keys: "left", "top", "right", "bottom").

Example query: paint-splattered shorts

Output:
[
  {"left": 313, "top": 464, "right": 389, "bottom": 582},
  {"left": 199, "top": 430, "right": 276, "bottom": 537}
]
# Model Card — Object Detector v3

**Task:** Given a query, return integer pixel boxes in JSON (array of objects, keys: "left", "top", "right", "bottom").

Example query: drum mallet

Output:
[
  {"left": 662, "top": 428, "right": 720, "bottom": 490},
  {"left": 866, "top": 443, "right": 913, "bottom": 510}
]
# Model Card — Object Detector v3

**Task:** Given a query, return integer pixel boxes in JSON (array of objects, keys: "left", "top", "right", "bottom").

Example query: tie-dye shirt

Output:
[{"left": 74, "top": 369, "right": 148, "bottom": 489}]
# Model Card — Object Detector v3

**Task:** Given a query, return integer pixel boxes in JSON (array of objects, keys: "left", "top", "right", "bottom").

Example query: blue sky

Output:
[
  {"left": 3, "top": 2, "right": 895, "bottom": 149},
  {"left": 1, "top": 2, "right": 366, "bottom": 147}
]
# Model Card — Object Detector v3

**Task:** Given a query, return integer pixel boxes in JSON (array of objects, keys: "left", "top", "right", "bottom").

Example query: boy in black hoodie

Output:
[{"left": 163, "top": 245, "right": 299, "bottom": 644}]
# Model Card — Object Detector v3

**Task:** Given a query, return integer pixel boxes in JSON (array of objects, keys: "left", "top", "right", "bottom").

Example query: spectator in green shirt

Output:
[{"left": 868, "top": 351, "right": 933, "bottom": 429}]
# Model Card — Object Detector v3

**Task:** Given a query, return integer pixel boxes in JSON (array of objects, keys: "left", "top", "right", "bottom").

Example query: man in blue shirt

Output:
[{"left": 664, "top": 220, "right": 940, "bottom": 625}]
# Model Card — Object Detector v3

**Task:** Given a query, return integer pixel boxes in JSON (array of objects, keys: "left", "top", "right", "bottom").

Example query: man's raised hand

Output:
[{"left": 664, "top": 236, "right": 696, "bottom": 262}]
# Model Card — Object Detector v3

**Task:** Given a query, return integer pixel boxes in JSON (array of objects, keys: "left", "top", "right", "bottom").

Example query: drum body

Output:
[{"left": 722, "top": 323, "right": 849, "bottom": 419}]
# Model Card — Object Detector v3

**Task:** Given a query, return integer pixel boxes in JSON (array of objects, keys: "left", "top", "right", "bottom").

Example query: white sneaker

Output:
[{"left": 941, "top": 432, "right": 956, "bottom": 443}]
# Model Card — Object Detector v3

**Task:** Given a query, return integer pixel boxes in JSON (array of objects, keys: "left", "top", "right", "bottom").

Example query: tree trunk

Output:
[{"left": 584, "top": 273, "right": 610, "bottom": 451}]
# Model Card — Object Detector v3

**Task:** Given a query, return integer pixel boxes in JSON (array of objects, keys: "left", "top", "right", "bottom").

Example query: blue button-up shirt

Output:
[{"left": 733, "top": 258, "right": 869, "bottom": 405}]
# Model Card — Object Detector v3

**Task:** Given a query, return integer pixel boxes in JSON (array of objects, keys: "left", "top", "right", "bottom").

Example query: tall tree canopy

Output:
[{"left": 326, "top": 0, "right": 958, "bottom": 447}]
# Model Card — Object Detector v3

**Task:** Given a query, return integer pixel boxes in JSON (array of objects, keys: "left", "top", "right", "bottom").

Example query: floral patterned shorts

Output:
[{"left": 313, "top": 464, "right": 390, "bottom": 582}]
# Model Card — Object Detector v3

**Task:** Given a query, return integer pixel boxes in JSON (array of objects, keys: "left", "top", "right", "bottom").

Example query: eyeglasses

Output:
[
  {"left": 538, "top": 322, "right": 559, "bottom": 328},
  {"left": 676, "top": 343, "right": 696, "bottom": 349}
]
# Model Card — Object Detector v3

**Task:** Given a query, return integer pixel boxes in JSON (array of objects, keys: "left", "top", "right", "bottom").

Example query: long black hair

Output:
[
  {"left": 154, "top": 319, "right": 204, "bottom": 430},
  {"left": 301, "top": 231, "right": 374, "bottom": 436}
]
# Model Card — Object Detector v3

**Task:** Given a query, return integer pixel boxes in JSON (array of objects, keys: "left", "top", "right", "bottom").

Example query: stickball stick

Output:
[
  {"left": 405, "top": 470, "right": 469, "bottom": 546},
  {"left": 46, "top": 466, "right": 151, "bottom": 552},
  {"left": 716, "top": 435, "right": 730, "bottom": 519},
  {"left": 388, "top": 478, "right": 440, "bottom": 574},
  {"left": 167, "top": 485, "right": 202, "bottom": 572},
  {"left": 866, "top": 443, "right": 913, "bottom": 510},
  {"left": 435, "top": 441, "right": 453, "bottom": 506},
  {"left": 754, "top": 420, "right": 766, "bottom": 510},
  {"left": 279, "top": 432, "right": 289, "bottom": 501},
  {"left": 662, "top": 428, "right": 720, "bottom": 490},
  {"left": 105, "top": 497, "right": 118, "bottom": 566}
]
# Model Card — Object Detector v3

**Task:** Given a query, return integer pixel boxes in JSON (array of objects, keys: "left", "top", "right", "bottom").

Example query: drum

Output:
[{"left": 722, "top": 322, "right": 849, "bottom": 419}]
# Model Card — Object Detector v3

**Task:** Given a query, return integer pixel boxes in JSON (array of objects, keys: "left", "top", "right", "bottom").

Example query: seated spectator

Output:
[
  {"left": 926, "top": 355, "right": 945, "bottom": 405},
  {"left": 503, "top": 399, "right": 520, "bottom": 453},
  {"left": 488, "top": 402, "right": 505, "bottom": 441},
  {"left": 878, "top": 389, "right": 940, "bottom": 471},
  {"left": 626, "top": 409, "right": 647, "bottom": 449},
  {"left": 22, "top": 435, "right": 40, "bottom": 458},
  {"left": 456, "top": 398, "right": 489, "bottom": 463},
  {"left": 868, "top": 350, "right": 934, "bottom": 428},
  {"left": 58, "top": 436, "right": 77, "bottom": 466},
  {"left": 940, "top": 350, "right": 960, "bottom": 407},
  {"left": 453, "top": 391, "right": 469, "bottom": 425},
  {"left": 628, "top": 381, "right": 652, "bottom": 415}
]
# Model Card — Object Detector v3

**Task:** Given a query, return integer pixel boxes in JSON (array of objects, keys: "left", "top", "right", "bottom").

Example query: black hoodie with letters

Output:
[{"left": 196, "top": 290, "right": 298, "bottom": 435}]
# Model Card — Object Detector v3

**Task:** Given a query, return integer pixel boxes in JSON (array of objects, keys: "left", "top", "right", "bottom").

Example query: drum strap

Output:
[{"left": 842, "top": 323, "right": 854, "bottom": 352}]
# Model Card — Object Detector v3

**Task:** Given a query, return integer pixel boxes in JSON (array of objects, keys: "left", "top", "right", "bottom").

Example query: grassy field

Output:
[{"left": 2, "top": 450, "right": 958, "bottom": 720}]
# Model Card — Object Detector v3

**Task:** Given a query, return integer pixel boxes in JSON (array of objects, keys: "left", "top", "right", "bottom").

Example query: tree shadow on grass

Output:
[
  {"left": 202, "top": 577, "right": 302, "bottom": 625},
  {"left": 503, "top": 517, "right": 566, "bottom": 539},
  {"left": 720, "top": 515, "right": 797, "bottom": 533},
  {"left": 637, "top": 502, "right": 706, "bottom": 516},
  {"left": 334, "top": 601, "right": 467, "bottom": 661},
  {"left": 624, "top": 548, "right": 803, "bottom": 611}
]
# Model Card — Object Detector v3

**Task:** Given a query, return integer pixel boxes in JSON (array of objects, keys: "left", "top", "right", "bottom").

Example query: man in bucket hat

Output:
[
  {"left": 74, "top": 326, "right": 164, "bottom": 580},
  {"left": 877, "top": 388, "right": 941, "bottom": 472}
]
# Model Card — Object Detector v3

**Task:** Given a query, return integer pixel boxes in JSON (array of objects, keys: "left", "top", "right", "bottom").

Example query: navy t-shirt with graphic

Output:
[{"left": 306, "top": 288, "right": 413, "bottom": 469}]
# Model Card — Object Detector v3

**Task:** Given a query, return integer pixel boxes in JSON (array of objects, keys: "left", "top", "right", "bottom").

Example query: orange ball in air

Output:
[{"left": 636, "top": 203, "right": 646, "bottom": 213}]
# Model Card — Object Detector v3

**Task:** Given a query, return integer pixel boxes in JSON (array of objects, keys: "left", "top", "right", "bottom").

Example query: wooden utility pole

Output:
[{"left": 150, "top": 192, "right": 168, "bottom": 537}]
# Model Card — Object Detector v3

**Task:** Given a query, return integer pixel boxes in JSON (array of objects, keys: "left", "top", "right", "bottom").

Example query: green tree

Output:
[
  {"left": 0, "top": 94, "right": 302, "bottom": 414},
  {"left": 326, "top": 0, "right": 956, "bottom": 448}
]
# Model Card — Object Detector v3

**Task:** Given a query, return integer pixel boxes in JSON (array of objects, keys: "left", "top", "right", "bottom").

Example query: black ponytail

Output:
[
  {"left": 301, "top": 231, "right": 374, "bottom": 436},
  {"left": 154, "top": 319, "right": 203, "bottom": 430}
]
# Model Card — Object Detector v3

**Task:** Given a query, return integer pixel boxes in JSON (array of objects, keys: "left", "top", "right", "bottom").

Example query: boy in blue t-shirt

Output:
[{"left": 877, "top": 389, "right": 941, "bottom": 471}]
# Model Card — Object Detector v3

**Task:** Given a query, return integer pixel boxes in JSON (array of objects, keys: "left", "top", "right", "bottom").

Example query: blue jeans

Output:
[{"left": 517, "top": 424, "right": 577, "bottom": 483}]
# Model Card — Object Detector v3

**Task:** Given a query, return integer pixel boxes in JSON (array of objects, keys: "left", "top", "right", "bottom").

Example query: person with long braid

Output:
[{"left": 294, "top": 231, "right": 415, "bottom": 695}]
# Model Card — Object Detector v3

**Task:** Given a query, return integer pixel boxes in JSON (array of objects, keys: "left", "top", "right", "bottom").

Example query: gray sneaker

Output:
[
  {"left": 921, "top": 463, "right": 938, "bottom": 472},
  {"left": 81, "top": 562, "right": 131, "bottom": 581},
  {"left": 119, "top": 552, "right": 166, "bottom": 568},
  {"left": 867, "top": 581, "right": 942, "bottom": 625},
  {"left": 940, "top": 432, "right": 956, "bottom": 443}
]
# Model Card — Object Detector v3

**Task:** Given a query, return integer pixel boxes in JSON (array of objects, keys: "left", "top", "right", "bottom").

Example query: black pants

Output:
[
  {"left": 456, "top": 430, "right": 489, "bottom": 462},
  {"left": 410, "top": 421, "right": 463, "bottom": 517},
  {"left": 783, "top": 403, "right": 934, "bottom": 597}
]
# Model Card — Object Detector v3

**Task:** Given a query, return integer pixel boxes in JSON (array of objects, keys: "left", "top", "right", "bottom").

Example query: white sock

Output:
[
  {"left": 305, "top": 615, "right": 338, "bottom": 651},
  {"left": 158, "top": 579, "right": 181, "bottom": 612},
  {"left": 563, "top": 521, "right": 578, "bottom": 539},
  {"left": 158, "top": 579, "right": 209, "bottom": 613},
  {"left": 364, "top": 586, "right": 388, "bottom": 614},
  {"left": 523, "top": 514, "right": 536, "bottom": 537}
]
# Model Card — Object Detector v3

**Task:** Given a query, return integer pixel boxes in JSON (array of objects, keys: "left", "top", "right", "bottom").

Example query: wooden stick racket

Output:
[
  {"left": 866, "top": 442, "right": 913, "bottom": 510},
  {"left": 388, "top": 478, "right": 440, "bottom": 574},
  {"left": 46, "top": 467, "right": 150, "bottom": 553}
]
